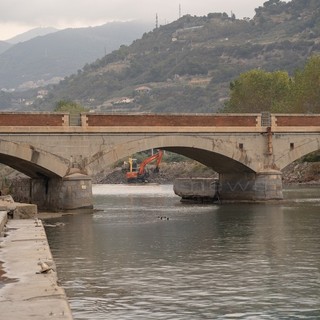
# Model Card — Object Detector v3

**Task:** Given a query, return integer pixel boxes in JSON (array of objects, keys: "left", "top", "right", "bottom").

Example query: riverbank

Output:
[
  {"left": 0, "top": 215, "right": 73, "bottom": 319},
  {"left": 97, "top": 161, "right": 218, "bottom": 184},
  {"left": 96, "top": 160, "right": 320, "bottom": 185}
]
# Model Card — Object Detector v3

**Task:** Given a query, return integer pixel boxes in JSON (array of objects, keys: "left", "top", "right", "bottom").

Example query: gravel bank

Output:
[{"left": 95, "top": 161, "right": 320, "bottom": 185}]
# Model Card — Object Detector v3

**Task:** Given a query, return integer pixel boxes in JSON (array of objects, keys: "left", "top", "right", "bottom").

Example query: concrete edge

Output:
[
  {"left": 0, "top": 219, "right": 74, "bottom": 319},
  {"left": 0, "top": 211, "right": 7, "bottom": 236}
]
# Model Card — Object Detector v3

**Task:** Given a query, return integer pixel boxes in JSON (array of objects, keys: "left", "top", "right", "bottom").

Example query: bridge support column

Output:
[
  {"left": 219, "top": 170, "right": 283, "bottom": 201},
  {"left": 58, "top": 173, "right": 93, "bottom": 210},
  {"left": 31, "top": 173, "right": 93, "bottom": 211}
]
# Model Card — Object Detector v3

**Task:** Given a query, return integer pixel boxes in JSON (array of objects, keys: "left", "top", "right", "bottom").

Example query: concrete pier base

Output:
[
  {"left": 173, "top": 178, "right": 219, "bottom": 202},
  {"left": 11, "top": 173, "right": 93, "bottom": 211},
  {"left": 38, "top": 173, "right": 93, "bottom": 211},
  {"left": 58, "top": 173, "right": 93, "bottom": 210},
  {"left": 219, "top": 170, "right": 283, "bottom": 201},
  {"left": 174, "top": 171, "right": 283, "bottom": 203}
]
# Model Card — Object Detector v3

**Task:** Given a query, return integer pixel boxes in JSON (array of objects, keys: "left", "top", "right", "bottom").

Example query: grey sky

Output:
[{"left": 0, "top": 0, "right": 289, "bottom": 41}]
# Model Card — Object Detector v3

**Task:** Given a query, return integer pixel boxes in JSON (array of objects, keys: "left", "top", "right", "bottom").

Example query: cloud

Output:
[
  {"left": 0, "top": 0, "right": 289, "bottom": 40},
  {"left": 0, "top": 0, "right": 264, "bottom": 24}
]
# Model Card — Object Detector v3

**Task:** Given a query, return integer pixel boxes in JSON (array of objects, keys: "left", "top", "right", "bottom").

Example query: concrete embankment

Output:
[{"left": 0, "top": 213, "right": 73, "bottom": 319}]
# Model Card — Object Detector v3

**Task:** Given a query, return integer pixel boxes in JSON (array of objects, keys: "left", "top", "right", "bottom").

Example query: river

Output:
[{"left": 45, "top": 184, "right": 320, "bottom": 319}]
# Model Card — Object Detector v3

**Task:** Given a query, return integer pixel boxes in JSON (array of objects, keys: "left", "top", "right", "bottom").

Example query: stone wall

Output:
[{"left": 5, "top": 178, "right": 32, "bottom": 204}]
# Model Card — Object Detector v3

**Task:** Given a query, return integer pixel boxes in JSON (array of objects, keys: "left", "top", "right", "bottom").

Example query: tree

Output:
[
  {"left": 263, "top": 0, "right": 281, "bottom": 7},
  {"left": 289, "top": 55, "right": 320, "bottom": 113},
  {"left": 224, "top": 69, "right": 291, "bottom": 113},
  {"left": 54, "top": 100, "right": 88, "bottom": 114}
]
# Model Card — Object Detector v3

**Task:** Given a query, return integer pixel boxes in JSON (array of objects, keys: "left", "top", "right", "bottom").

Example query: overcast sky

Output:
[{"left": 0, "top": 0, "right": 289, "bottom": 41}]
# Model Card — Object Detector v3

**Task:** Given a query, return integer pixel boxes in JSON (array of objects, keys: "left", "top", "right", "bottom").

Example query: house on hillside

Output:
[
  {"left": 134, "top": 86, "right": 152, "bottom": 94},
  {"left": 112, "top": 97, "right": 134, "bottom": 105},
  {"left": 36, "top": 89, "right": 48, "bottom": 99}
]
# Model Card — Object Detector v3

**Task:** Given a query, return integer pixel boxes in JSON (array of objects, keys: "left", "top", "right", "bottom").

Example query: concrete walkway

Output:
[{"left": 0, "top": 214, "right": 73, "bottom": 319}]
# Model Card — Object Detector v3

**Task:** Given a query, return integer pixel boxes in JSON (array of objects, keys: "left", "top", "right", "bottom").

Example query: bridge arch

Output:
[
  {"left": 84, "top": 135, "right": 256, "bottom": 175},
  {"left": 0, "top": 140, "right": 70, "bottom": 178},
  {"left": 275, "top": 135, "right": 320, "bottom": 171}
]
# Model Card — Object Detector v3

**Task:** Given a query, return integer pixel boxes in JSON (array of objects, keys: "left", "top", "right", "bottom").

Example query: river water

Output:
[{"left": 45, "top": 185, "right": 320, "bottom": 320}]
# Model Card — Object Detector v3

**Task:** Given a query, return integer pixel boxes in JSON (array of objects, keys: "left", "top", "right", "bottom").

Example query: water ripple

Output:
[{"left": 45, "top": 187, "right": 320, "bottom": 319}]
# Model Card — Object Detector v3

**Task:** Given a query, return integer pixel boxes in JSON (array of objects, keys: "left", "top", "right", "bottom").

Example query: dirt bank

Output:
[
  {"left": 96, "top": 161, "right": 218, "bottom": 184},
  {"left": 282, "top": 161, "right": 320, "bottom": 185},
  {"left": 95, "top": 161, "right": 320, "bottom": 185}
]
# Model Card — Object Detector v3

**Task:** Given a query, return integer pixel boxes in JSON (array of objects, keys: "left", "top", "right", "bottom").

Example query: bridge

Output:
[{"left": 0, "top": 112, "right": 319, "bottom": 210}]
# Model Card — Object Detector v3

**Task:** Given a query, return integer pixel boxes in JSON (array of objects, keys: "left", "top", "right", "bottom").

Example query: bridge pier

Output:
[
  {"left": 30, "top": 173, "right": 93, "bottom": 211},
  {"left": 58, "top": 173, "right": 93, "bottom": 210},
  {"left": 219, "top": 170, "right": 283, "bottom": 201}
]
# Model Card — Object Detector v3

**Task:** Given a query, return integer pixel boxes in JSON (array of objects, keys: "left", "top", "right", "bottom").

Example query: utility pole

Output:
[
  {"left": 179, "top": 4, "right": 181, "bottom": 19},
  {"left": 156, "top": 13, "right": 158, "bottom": 29}
]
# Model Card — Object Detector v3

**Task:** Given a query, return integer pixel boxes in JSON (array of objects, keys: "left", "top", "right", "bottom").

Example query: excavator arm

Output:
[
  {"left": 126, "top": 150, "right": 163, "bottom": 182},
  {"left": 138, "top": 150, "right": 163, "bottom": 175}
]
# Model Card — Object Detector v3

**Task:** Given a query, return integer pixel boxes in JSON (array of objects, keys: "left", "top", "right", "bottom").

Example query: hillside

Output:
[
  {"left": 0, "top": 21, "right": 153, "bottom": 90},
  {"left": 6, "top": 27, "right": 59, "bottom": 44},
  {"left": 0, "top": 41, "right": 11, "bottom": 55},
  {"left": 29, "top": 0, "right": 320, "bottom": 113}
]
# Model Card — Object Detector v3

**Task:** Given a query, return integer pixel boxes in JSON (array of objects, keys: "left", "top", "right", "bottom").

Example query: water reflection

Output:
[{"left": 45, "top": 185, "right": 320, "bottom": 319}]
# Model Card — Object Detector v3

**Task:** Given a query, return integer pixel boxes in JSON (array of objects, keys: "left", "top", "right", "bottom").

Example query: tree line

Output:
[{"left": 223, "top": 55, "right": 320, "bottom": 113}]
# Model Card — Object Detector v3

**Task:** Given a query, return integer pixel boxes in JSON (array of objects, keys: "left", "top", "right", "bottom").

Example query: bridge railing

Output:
[
  {"left": 273, "top": 114, "right": 320, "bottom": 127},
  {"left": 84, "top": 113, "right": 260, "bottom": 127},
  {"left": 0, "top": 112, "right": 319, "bottom": 132},
  {"left": 0, "top": 112, "right": 69, "bottom": 126}
]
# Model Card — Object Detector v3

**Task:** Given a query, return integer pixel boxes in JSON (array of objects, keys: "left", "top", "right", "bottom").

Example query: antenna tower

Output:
[
  {"left": 179, "top": 4, "right": 181, "bottom": 18},
  {"left": 156, "top": 13, "right": 158, "bottom": 29}
]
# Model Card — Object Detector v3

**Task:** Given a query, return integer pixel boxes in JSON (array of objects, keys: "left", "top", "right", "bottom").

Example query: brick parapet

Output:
[
  {"left": 0, "top": 112, "right": 320, "bottom": 132},
  {"left": 274, "top": 114, "right": 320, "bottom": 127},
  {"left": 85, "top": 114, "right": 259, "bottom": 127},
  {"left": 0, "top": 112, "right": 66, "bottom": 126}
]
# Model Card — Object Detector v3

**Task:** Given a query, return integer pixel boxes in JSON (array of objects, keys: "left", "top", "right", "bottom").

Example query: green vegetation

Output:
[
  {"left": 289, "top": 55, "right": 320, "bottom": 113},
  {"left": 224, "top": 69, "right": 291, "bottom": 113},
  {"left": 54, "top": 100, "right": 88, "bottom": 113},
  {"left": 303, "top": 151, "right": 320, "bottom": 162},
  {"left": 224, "top": 55, "right": 320, "bottom": 113}
]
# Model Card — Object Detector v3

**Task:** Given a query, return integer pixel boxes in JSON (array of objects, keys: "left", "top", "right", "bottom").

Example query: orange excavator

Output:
[{"left": 126, "top": 150, "right": 163, "bottom": 183}]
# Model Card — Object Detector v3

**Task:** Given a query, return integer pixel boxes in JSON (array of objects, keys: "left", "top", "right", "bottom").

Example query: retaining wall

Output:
[{"left": 0, "top": 219, "right": 73, "bottom": 319}]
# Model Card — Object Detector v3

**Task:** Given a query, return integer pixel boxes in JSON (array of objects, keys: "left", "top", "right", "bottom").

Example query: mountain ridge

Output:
[
  {"left": 33, "top": 0, "right": 320, "bottom": 113},
  {"left": 0, "top": 21, "right": 153, "bottom": 90},
  {"left": 6, "top": 27, "right": 59, "bottom": 44}
]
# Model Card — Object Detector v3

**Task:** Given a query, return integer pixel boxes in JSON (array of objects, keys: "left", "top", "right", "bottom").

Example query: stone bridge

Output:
[{"left": 0, "top": 112, "right": 319, "bottom": 210}]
